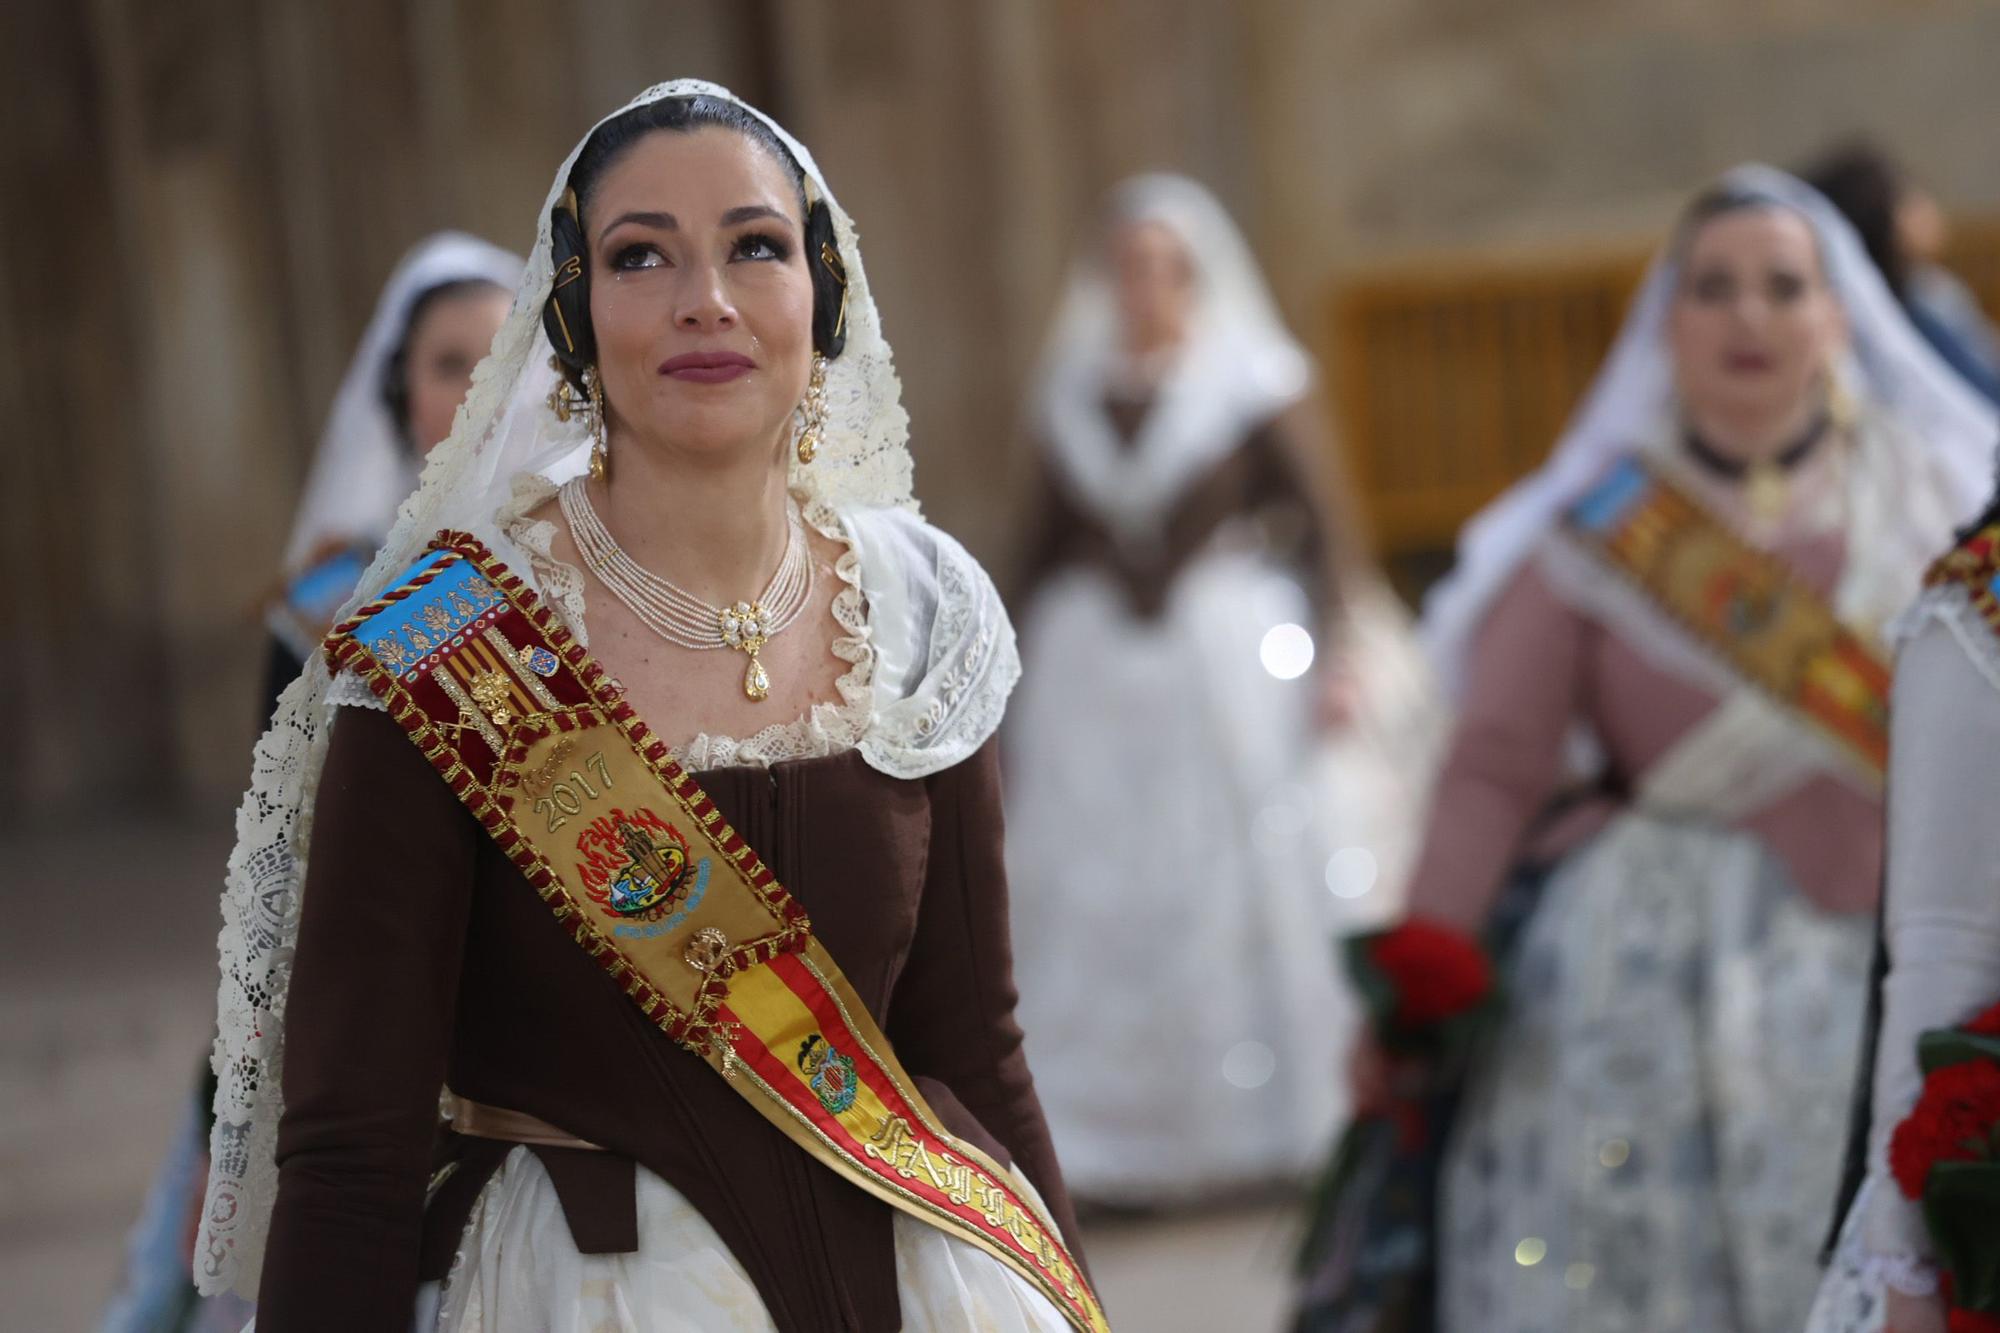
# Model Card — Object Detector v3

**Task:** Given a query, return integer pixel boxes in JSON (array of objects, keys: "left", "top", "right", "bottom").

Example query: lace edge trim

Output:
[
  {"left": 1896, "top": 583, "right": 2000, "bottom": 699},
  {"left": 673, "top": 493, "right": 874, "bottom": 769},
  {"left": 345, "top": 477, "right": 881, "bottom": 770},
  {"left": 1862, "top": 1249, "right": 1941, "bottom": 1297}
]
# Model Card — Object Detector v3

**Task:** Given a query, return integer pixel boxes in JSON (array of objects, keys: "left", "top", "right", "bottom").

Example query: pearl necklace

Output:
[{"left": 558, "top": 476, "right": 813, "bottom": 701}]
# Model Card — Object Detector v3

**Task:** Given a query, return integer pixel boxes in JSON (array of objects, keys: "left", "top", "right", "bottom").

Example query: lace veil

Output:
[
  {"left": 1030, "top": 173, "right": 1312, "bottom": 543},
  {"left": 1421, "top": 163, "right": 1998, "bottom": 696},
  {"left": 198, "top": 78, "right": 925, "bottom": 1297},
  {"left": 280, "top": 232, "right": 523, "bottom": 568}
]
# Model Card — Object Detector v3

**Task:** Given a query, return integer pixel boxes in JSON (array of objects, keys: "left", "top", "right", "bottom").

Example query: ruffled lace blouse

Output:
[
  {"left": 326, "top": 472, "right": 1020, "bottom": 784},
  {"left": 496, "top": 474, "right": 875, "bottom": 771}
]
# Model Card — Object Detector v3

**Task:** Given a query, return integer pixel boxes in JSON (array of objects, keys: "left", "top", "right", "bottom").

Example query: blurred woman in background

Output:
[
  {"left": 1810, "top": 479, "right": 2000, "bottom": 1332},
  {"left": 1376, "top": 165, "right": 1993, "bottom": 1332},
  {"left": 1007, "top": 175, "right": 1437, "bottom": 1206},
  {"left": 96, "top": 232, "right": 516, "bottom": 1333},
  {"left": 260, "top": 233, "right": 520, "bottom": 718},
  {"left": 1805, "top": 141, "right": 2000, "bottom": 407}
]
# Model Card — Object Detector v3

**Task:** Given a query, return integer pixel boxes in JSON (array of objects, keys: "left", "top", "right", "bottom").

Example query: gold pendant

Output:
[
  {"left": 719, "top": 600, "right": 774, "bottom": 702},
  {"left": 1745, "top": 465, "right": 1787, "bottom": 528}
]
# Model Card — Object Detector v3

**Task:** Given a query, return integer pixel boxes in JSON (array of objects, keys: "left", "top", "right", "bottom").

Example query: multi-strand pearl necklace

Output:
[{"left": 558, "top": 476, "right": 813, "bottom": 701}]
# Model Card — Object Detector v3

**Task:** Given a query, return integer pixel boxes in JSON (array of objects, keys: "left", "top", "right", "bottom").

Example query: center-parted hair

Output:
[
  {"left": 380, "top": 277, "right": 510, "bottom": 450},
  {"left": 542, "top": 95, "right": 849, "bottom": 393}
]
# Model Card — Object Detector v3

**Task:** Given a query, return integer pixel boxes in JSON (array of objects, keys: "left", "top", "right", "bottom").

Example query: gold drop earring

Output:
[
  {"left": 586, "top": 367, "right": 608, "bottom": 481},
  {"left": 546, "top": 358, "right": 608, "bottom": 481},
  {"left": 796, "top": 352, "right": 828, "bottom": 465}
]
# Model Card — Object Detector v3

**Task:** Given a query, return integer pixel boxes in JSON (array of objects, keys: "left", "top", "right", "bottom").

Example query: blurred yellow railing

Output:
[
  {"left": 1323, "top": 246, "right": 1646, "bottom": 559},
  {"left": 1942, "top": 219, "right": 2000, "bottom": 324},
  {"left": 1324, "top": 218, "right": 2000, "bottom": 561}
]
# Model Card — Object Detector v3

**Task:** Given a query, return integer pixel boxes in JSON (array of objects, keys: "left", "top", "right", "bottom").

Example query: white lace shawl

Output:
[
  {"left": 200, "top": 79, "right": 955, "bottom": 1298},
  {"left": 324, "top": 482, "right": 1020, "bottom": 777},
  {"left": 1031, "top": 174, "right": 1310, "bottom": 544}
]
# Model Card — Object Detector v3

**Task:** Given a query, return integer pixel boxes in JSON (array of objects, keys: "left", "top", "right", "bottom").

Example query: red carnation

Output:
[
  {"left": 1368, "top": 919, "right": 1493, "bottom": 1029},
  {"left": 1889, "top": 1059, "right": 2000, "bottom": 1199},
  {"left": 1964, "top": 1002, "right": 2000, "bottom": 1038}
]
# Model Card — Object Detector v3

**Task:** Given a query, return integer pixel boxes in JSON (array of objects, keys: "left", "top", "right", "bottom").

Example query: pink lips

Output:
[
  {"left": 1723, "top": 349, "right": 1774, "bottom": 374},
  {"left": 659, "top": 350, "right": 755, "bottom": 383}
]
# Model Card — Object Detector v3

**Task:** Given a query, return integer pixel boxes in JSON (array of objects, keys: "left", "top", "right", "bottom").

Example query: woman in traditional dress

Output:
[
  {"left": 198, "top": 81, "right": 1102, "bottom": 1332},
  {"left": 1006, "top": 175, "right": 1437, "bottom": 1204},
  {"left": 1368, "top": 166, "right": 1994, "bottom": 1333},
  {"left": 1809, "top": 485, "right": 2000, "bottom": 1333},
  {"left": 97, "top": 234, "right": 515, "bottom": 1333},
  {"left": 260, "top": 234, "right": 520, "bottom": 719}
]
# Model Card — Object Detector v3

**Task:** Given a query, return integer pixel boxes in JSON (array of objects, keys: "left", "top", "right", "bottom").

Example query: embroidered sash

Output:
[
  {"left": 325, "top": 532, "right": 1108, "bottom": 1333},
  {"left": 1564, "top": 457, "right": 1891, "bottom": 778},
  {"left": 1922, "top": 520, "right": 2000, "bottom": 636}
]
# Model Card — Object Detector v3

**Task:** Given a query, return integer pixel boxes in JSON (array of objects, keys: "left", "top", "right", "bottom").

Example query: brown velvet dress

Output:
[
  {"left": 1014, "top": 394, "right": 1333, "bottom": 626},
  {"left": 254, "top": 706, "right": 1079, "bottom": 1332}
]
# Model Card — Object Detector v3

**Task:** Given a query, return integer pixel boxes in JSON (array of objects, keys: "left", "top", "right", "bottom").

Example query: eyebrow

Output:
[
  {"left": 597, "top": 204, "right": 795, "bottom": 247},
  {"left": 722, "top": 204, "right": 791, "bottom": 227}
]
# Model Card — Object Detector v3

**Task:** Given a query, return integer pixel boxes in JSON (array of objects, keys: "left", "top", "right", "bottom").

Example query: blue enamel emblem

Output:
[{"left": 354, "top": 553, "right": 505, "bottom": 676}]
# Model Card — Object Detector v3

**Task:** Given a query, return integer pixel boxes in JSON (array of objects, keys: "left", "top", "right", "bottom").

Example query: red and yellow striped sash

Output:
[{"left": 326, "top": 531, "right": 1108, "bottom": 1333}]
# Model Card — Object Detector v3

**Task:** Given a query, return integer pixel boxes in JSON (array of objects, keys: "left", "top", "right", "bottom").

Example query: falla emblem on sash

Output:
[
  {"left": 516, "top": 643, "right": 562, "bottom": 678},
  {"left": 572, "top": 806, "right": 712, "bottom": 929},
  {"left": 798, "top": 1033, "right": 859, "bottom": 1114},
  {"left": 607, "top": 816, "right": 691, "bottom": 917},
  {"left": 1567, "top": 455, "right": 1891, "bottom": 776}
]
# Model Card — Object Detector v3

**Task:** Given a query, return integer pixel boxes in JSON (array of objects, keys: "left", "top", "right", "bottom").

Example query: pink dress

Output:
[{"left": 1415, "top": 520, "right": 1881, "bottom": 1333}]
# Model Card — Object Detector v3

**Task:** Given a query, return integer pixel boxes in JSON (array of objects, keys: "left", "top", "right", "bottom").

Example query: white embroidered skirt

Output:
[
  {"left": 1438, "top": 813, "right": 1871, "bottom": 1333},
  {"left": 424, "top": 1147, "right": 1073, "bottom": 1332},
  {"left": 1006, "top": 554, "right": 1364, "bottom": 1201}
]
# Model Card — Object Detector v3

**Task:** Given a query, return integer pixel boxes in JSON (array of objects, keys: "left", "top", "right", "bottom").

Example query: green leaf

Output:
[
  {"left": 1918, "top": 1028, "right": 2000, "bottom": 1075},
  {"left": 1923, "top": 1161, "right": 2000, "bottom": 1311},
  {"left": 1342, "top": 930, "right": 1402, "bottom": 1030}
]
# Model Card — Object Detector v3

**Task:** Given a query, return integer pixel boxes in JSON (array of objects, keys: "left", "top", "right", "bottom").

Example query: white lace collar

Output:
[
  {"left": 327, "top": 474, "right": 1019, "bottom": 781},
  {"left": 497, "top": 474, "right": 874, "bottom": 771}
]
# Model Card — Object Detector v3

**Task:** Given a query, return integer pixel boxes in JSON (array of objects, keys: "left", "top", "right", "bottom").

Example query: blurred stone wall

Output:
[
  {"left": 9, "top": 0, "right": 2000, "bottom": 814},
  {"left": 1, "top": 1, "right": 765, "bottom": 812},
  {"left": 1243, "top": 0, "right": 2000, "bottom": 328}
]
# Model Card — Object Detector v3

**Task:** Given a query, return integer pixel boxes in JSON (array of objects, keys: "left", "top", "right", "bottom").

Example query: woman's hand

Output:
[
  {"left": 1884, "top": 1288, "right": 1948, "bottom": 1333},
  {"left": 1315, "top": 667, "right": 1359, "bottom": 733},
  {"left": 1348, "top": 1030, "right": 1392, "bottom": 1115},
  {"left": 1347, "top": 1030, "right": 1425, "bottom": 1115}
]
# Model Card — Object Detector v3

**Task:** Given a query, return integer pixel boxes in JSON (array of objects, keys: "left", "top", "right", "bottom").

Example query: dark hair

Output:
[
  {"left": 1801, "top": 141, "right": 1908, "bottom": 297},
  {"left": 380, "top": 277, "right": 510, "bottom": 449},
  {"left": 542, "top": 95, "right": 848, "bottom": 393},
  {"left": 1672, "top": 184, "right": 1826, "bottom": 282}
]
